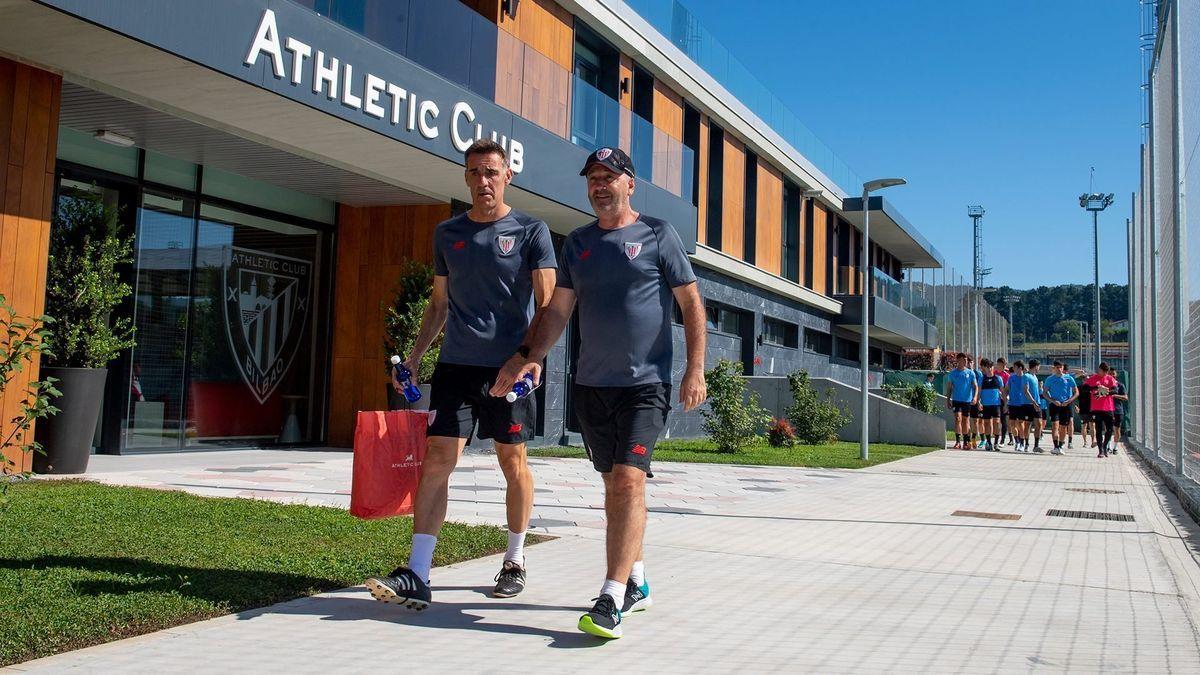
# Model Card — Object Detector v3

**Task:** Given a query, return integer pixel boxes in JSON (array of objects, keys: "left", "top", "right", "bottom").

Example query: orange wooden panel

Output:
[
  {"left": 811, "top": 202, "right": 828, "bottom": 296},
  {"left": 327, "top": 356, "right": 357, "bottom": 447},
  {"left": 520, "top": 47, "right": 569, "bottom": 138},
  {"left": 754, "top": 159, "right": 783, "bottom": 276},
  {"left": 652, "top": 80, "right": 683, "bottom": 141},
  {"left": 696, "top": 115, "right": 709, "bottom": 246},
  {"left": 6, "top": 65, "right": 29, "bottom": 167},
  {"left": 618, "top": 55, "right": 633, "bottom": 110},
  {"left": 498, "top": 0, "right": 573, "bottom": 72},
  {"left": 618, "top": 107, "right": 632, "bottom": 154},
  {"left": 494, "top": 29, "right": 524, "bottom": 115},
  {"left": 720, "top": 134, "right": 745, "bottom": 258}
]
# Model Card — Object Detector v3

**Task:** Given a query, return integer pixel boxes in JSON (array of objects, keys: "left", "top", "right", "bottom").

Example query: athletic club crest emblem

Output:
[
  {"left": 624, "top": 242, "right": 643, "bottom": 260},
  {"left": 497, "top": 235, "right": 516, "bottom": 256},
  {"left": 223, "top": 246, "right": 312, "bottom": 404},
  {"left": 597, "top": 147, "right": 613, "bottom": 160}
]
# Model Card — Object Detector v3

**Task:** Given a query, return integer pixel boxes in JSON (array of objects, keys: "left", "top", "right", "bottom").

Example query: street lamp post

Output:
[
  {"left": 1079, "top": 192, "right": 1114, "bottom": 372},
  {"left": 859, "top": 177, "right": 907, "bottom": 461}
]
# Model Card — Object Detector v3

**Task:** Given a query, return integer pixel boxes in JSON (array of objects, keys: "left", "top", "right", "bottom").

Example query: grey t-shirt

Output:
[
  {"left": 557, "top": 216, "right": 697, "bottom": 387},
  {"left": 433, "top": 209, "right": 556, "bottom": 367}
]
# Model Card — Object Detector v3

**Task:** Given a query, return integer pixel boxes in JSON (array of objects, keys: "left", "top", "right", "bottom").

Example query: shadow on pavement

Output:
[{"left": 240, "top": 592, "right": 608, "bottom": 649}]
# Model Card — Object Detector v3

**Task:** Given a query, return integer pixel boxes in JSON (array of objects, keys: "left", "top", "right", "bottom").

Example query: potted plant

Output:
[
  {"left": 0, "top": 294, "right": 59, "bottom": 494},
  {"left": 35, "top": 189, "right": 135, "bottom": 474},
  {"left": 382, "top": 260, "right": 440, "bottom": 410}
]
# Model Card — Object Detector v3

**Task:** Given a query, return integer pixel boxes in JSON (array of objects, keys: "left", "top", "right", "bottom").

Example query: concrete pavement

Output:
[{"left": 10, "top": 438, "right": 1200, "bottom": 673}]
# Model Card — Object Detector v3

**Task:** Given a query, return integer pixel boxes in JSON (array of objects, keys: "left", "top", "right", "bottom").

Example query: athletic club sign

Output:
[
  {"left": 244, "top": 9, "right": 525, "bottom": 172},
  {"left": 223, "top": 246, "right": 313, "bottom": 404}
]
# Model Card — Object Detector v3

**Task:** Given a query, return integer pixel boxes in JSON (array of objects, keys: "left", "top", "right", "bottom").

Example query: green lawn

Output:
[
  {"left": 530, "top": 438, "right": 939, "bottom": 469},
  {"left": 0, "top": 480, "right": 528, "bottom": 666}
]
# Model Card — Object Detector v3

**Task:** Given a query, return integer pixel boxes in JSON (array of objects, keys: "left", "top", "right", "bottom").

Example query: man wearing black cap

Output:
[{"left": 492, "top": 146, "right": 708, "bottom": 639}]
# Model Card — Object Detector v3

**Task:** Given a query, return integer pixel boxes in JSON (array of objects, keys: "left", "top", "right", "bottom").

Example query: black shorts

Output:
[
  {"left": 1014, "top": 404, "right": 1037, "bottom": 421},
  {"left": 952, "top": 401, "right": 974, "bottom": 416},
  {"left": 426, "top": 362, "right": 536, "bottom": 444},
  {"left": 574, "top": 382, "right": 670, "bottom": 474},
  {"left": 1038, "top": 407, "right": 1048, "bottom": 421},
  {"left": 1048, "top": 405, "right": 1073, "bottom": 425},
  {"left": 969, "top": 404, "right": 984, "bottom": 419},
  {"left": 1079, "top": 410, "right": 1093, "bottom": 423},
  {"left": 981, "top": 405, "right": 1000, "bottom": 419},
  {"left": 1113, "top": 413, "right": 1125, "bottom": 429}
]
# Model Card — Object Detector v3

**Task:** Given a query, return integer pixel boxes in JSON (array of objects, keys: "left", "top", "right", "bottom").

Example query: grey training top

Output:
[
  {"left": 433, "top": 209, "right": 556, "bottom": 367},
  {"left": 557, "top": 216, "right": 697, "bottom": 387}
]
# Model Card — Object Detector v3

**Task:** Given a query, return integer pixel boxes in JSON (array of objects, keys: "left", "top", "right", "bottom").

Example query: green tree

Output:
[
  {"left": 700, "top": 359, "right": 770, "bottom": 453},
  {"left": 785, "top": 370, "right": 848, "bottom": 444}
]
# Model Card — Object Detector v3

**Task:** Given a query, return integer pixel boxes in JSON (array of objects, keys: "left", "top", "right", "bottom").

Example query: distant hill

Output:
[{"left": 983, "top": 284, "right": 1128, "bottom": 342}]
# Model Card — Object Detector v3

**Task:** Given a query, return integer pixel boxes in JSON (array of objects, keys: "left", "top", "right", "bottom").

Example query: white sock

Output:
[
  {"left": 600, "top": 578, "right": 625, "bottom": 605},
  {"left": 630, "top": 560, "right": 645, "bottom": 586},
  {"left": 505, "top": 530, "right": 526, "bottom": 566},
  {"left": 408, "top": 534, "right": 437, "bottom": 583}
]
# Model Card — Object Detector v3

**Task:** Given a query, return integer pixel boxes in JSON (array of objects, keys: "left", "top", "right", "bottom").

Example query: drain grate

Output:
[
  {"left": 1047, "top": 509, "right": 1134, "bottom": 522},
  {"left": 1065, "top": 488, "right": 1125, "bottom": 494},
  {"left": 952, "top": 510, "right": 1021, "bottom": 520}
]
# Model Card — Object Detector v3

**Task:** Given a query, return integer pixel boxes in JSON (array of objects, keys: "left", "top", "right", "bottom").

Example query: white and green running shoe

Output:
[
  {"left": 622, "top": 578, "right": 652, "bottom": 614},
  {"left": 578, "top": 595, "right": 622, "bottom": 639}
]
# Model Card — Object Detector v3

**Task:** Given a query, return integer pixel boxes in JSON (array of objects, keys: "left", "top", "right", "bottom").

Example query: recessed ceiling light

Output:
[{"left": 94, "top": 130, "right": 135, "bottom": 147}]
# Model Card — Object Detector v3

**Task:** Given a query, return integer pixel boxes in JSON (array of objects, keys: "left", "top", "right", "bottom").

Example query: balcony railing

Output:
[
  {"left": 622, "top": 0, "right": 861, "bottom": 194},
  {"left": 838, "top": 267, "right": 936, "bottom": 321}
]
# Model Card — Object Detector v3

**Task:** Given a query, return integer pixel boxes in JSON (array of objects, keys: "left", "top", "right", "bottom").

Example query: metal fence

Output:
[
  {"left": 907, "top": 266, "right": 1011, "bottom": 364},
  {"left": 1130, "top": 0, "right": 1197, "bottom": 482}
]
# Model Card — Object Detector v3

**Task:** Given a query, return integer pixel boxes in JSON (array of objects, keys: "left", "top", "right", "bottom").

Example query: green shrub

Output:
[
  {"left": 785, "top": 370, "right": 848, "bottom": 444},
  {"left": 383, "top": 261, "right": 441, "bottom": 381},
  {"left": 882, "top": 383, "right": 939, "bottom": 415},
  {"left": 0, "top": 295, "right": 59, "bottom": 495},
  {"left": 701, "top": 359, "right": 770, "bottom": 453},
  {"left": 43, "top": 189, "right": 136, "bottom": 367}
]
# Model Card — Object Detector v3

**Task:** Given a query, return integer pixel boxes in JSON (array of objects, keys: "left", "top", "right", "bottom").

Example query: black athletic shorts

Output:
[
  {"left": 574, "top": 382, "right": 670, "bottom": 474},
  {"left": 1079, "top": 411, "right": 1094, "bottom": 423},
  {"left": 1015, "top": 404, "right": 1037, "bottom": 421},
  {"left": 426, "top": 362, "right": 536, "bottom": 444},
  {"left": 1114, "top": 413, "right": 1125, "bottom": 429},
  {"left": 1048, "top": 405, "right": 1073, "bottom": 425},
  {"left": 951, "top": 401, "right": 974, "bottom": 416},
  {"left": 981, "top": 405, "right": 1000, "bottom": 419},
  {"left": 969, "top": 404, "right": 984, "bottom": 418}
]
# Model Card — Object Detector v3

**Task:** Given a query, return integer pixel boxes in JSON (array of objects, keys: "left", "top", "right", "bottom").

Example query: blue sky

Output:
[{"left": 676, "top": 0, "right": 1141, "bottom": 288}]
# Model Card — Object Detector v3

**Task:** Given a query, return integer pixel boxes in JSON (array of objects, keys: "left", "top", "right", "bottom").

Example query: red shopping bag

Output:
[{"left": 350, "top": 410, "right": 430, "bottom": 519}]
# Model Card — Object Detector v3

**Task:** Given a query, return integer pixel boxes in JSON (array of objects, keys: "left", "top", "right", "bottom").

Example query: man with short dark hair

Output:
[
  {"left": 1003, "top": 360, "right": 1031, "bottom": 452},
  {"left": 995, "top": 357, "right": 1011, "bottom": 445},
  {"left": 493, "top": 146, "right": 707, "bottom": 639},
  {"left": 945, "top": 353, "right": 978, "bottom": 449},
  {"left": 365, "top": 138, "right": 557, "bottom": 609},
  {"left": 977, "top": 358, "right": 1003, "bottom": 451},
  {"left": 1026, "top": 359, "right": 1046, "bottom": 452},
  {"left": 1043, "top": 360, "right": 1078, "bottom": 455},
  {"left": 1085, "top": 363, "right": 1120, "bottom": 457}
]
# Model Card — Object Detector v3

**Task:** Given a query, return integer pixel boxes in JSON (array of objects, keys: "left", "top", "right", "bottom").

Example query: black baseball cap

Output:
[{"left": 579, "top": 146, "right": 636, "bottom": 177}]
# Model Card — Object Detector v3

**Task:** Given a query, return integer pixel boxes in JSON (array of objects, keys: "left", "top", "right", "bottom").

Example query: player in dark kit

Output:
[
  {"left": 365, "top": 139, "right": 557, "bottom": 609},
  {"left": 493, "top": 147, "right": 707, "bottom": 639},
  {"left": 976, "top": 359, "right": 1003, "bottom": 451}
]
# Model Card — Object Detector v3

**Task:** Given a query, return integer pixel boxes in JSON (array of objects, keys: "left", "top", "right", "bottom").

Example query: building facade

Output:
[{"left": 0, "top": 0, "right": 989, "bottom": 466}]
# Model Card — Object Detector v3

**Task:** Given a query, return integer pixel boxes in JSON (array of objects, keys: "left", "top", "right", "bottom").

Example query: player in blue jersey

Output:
[
  {"left": 976, "top": 358, "right": 1004, "bottom": 451},
  {"left": 945, "top": 353, "right": 978, "bottom": 449}
]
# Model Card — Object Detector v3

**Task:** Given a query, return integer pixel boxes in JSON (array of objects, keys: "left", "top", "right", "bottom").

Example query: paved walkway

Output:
[{"left": 10, "top": 438, "right": 1200, "bottom": 673}]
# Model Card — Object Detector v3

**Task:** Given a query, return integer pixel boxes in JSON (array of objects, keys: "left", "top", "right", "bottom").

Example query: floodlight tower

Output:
[
  {"left": 1079, "top": 192, "right": 1114, "bottom": 371},
  {"left": 1004, "top": 294, "right": 1019, "bottom": 358},
  {"left": 967, "top": 206, "right": 989, "bottom": 360}
]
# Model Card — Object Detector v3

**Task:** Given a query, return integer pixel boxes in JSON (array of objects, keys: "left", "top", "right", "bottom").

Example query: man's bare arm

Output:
[{"left": 673, "top": 282, "right": 708, "bottom": 412}]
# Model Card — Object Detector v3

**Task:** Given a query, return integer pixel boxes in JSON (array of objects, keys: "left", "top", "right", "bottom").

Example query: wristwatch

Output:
[{"left": 517, "top": 345, "right": 531, "bottom": 358}]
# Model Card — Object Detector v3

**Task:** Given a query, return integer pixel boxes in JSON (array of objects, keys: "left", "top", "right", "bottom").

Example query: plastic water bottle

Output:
[
  {"left": 505, "top": 375, "right": 535, "bottom": 403},
  {"left": 390, "top": 355, "right": 422, "bottom": 403}
]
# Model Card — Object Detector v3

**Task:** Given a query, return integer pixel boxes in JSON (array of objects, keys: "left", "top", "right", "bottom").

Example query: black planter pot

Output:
[
  {"left": 385, "top": 383, "right": 432, "bottom": 411},
  {"left": 34, "top": 367, "right": 107, "bottom": 475}
]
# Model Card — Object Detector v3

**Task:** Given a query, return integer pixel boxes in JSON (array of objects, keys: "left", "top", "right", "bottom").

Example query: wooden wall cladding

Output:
[
  {"left": 754, "top": 158, "right": 783, "bottom": 276},
  {"left": 497, "top": 0, "right": 574, "bottom": 71},
  {"left": 810, "top": 201, "right": 828, "bottom": 296},
  {"left": 495, "top": 19, "right": 570, "bottom": 138},
  {"left": 651, "top": 80, "right": 683, "bottom": 141},
  {"left": 720, "top": 134, "right": 745, "bottom": 258},
  {"left": 327, "top": 203, "right": 450, "bottom": 447},
  {"left": 0, "top": 58, "right": 59, "bottom": 474}
]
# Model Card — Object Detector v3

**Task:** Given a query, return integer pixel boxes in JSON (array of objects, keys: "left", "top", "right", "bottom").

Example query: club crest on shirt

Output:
[
  {"left": 497, "top": 235, "right": 516, "bottom": 256},
  {"left": 624, "top": 242, "right": 643, "bottom": 260}
]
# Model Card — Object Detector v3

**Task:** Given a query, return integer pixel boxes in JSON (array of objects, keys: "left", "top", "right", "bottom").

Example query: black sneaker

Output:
[
  {"left": 622, "top": 578, "right": 652, "bottom": 614},
  {"left": 578, "top": 594, "right": 622, "bottom": 639},
  {"left": 492, "top": 560, "right": 526, "bottom": 598},
  {"left": 364, "top": 567, "right": 431, "bottom": 611}
]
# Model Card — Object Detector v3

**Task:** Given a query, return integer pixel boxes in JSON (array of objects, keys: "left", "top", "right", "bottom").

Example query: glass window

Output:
[
  {"left": 185, "top": 203, "right": 325, "bottom": 447},
  {"left": 763, "top": 317, "right": 798, "bottom": 348},
  {"left": 124, "top": 189, "right": 196, "bottom": 449},
  {"left": 705, "top": 305, "right": 720, "bottom": 331},
  {"left": 803, "top": 328, "right": 832, "bottom": 355},
  {"left": 837, "top": 337, "right": 858, "bottom": 361},
  {"left": 144, "top": 150, "right": 197, "bottom": 191},
  {"left": 201, "top": 166, "right": 335, "bottom": 225},
  {"left": 57, "top": 126, "right": 139, "bottom": 177}
]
